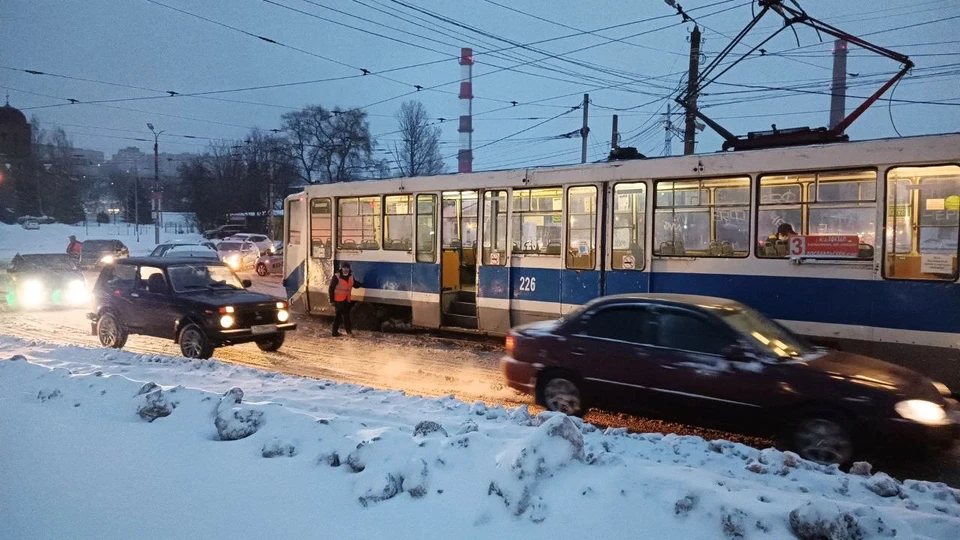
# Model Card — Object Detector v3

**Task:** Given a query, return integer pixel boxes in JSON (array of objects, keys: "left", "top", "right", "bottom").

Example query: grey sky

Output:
[{"left": 2, "top": 0, "right": 958, "bottom": 172}]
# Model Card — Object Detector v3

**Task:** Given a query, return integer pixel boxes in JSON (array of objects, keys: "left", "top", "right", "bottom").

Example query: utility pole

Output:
[
  {"left": 134, "top": 166, "right": 140, "bottom": 243},
  {"left": 829, "top": 38, "right": 849, "bottom": 130},
  {"left": 683, "top": 25, "right": 701, "bottom": 155},
  {"left": 147, "top": 123, "right": 163, "bottom": 244},
  {"left": 580, "top": 94, "right": 590, "bottom": 164},
  {"left": 663, "top": 104, "right": 673, "bottom": 156},
  {"left": 611, "top": 114, "right": 619, "bottom": 150}
]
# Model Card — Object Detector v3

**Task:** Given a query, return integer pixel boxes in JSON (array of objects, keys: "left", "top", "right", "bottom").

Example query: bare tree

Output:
[
  {"left": 281, "top": 105, "right": 377, "bottom": 184},
  {"left": 392, "top": 101, "right": 445, "bottom": 177}
]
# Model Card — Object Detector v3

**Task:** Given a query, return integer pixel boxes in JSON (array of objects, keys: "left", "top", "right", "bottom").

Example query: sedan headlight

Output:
[
  {"left": 20, "top": 279, "right": 46, "bottom": 308},
  {"left": 895, "top": 399, "right": 950, "bottom": 426},
  {"left": 65, "top": 279, "right": 89, "bottom": 306},
  {"left": 226, "top": 255, "right": 240, "bottom": 269},
  {"left": 100, "top": 255, "right": 115, "bottom": 264},
  {"left": 277, "top": 309, "right": 290, "bottom": 323}
]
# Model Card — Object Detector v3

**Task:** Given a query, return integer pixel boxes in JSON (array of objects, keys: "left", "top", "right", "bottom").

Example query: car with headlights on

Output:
[
  {"left": 88, "top": 258, "right": 296, "bottom": 359},
  {"left": 501, "top": 294, "right": 959, "bottom": 465},
  {"left": 226, "top": 234, "right": 274, "bottom": 254},
  {"left": 149, "top": 240, "right": 218, "bottom": 257},
  {"left": 5, "top": 253, "right": 89, "bottom": 309},
  {"left": 79, "top": 239, "right": 129, "bottom": 269},
  {"left": 216, "top": 240, "right": 259, "bottom": 271},
  {"left": 255, "top": 245, "right": 283, "bottom": 276}
]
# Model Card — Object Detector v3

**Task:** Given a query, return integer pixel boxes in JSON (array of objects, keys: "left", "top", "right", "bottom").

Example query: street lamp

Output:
[{"left": 147, "top": 123, "right": 165, "bottom": 244}]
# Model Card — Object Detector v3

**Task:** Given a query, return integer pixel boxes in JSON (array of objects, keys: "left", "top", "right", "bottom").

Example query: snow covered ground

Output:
[
  {"left": 2, "top": 336, "right": 958, "bottom": 539},
  {"left": 0, "top": 222, "right": 203, "bottom": 262}
]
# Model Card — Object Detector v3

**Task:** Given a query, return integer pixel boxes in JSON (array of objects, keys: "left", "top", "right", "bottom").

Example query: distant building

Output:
[
  {"left": 109, "top": 146, "right": 193, "bottom": 179},
  {"left": 0, "top": 100, "right": 32, "bottom": 219}
]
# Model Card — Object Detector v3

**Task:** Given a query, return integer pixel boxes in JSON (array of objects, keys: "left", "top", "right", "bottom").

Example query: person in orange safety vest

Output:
[{"left": 327, "top": 262, "right": 363, "bottom": 337}]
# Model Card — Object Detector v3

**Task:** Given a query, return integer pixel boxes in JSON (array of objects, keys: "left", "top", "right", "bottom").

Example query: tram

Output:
[{"left": 283, "top": 133, "right": 960, "bottom": 386}]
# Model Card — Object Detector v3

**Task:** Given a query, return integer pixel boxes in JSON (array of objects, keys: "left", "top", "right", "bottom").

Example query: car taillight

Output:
[{"left": 505, "top": 334, "right": 516, "bottom": 357}]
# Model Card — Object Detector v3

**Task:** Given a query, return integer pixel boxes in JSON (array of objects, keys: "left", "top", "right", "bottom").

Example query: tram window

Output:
[
  {"left": 884, "top": 165, "right": 960, "bottom": 281},
  {"left": 309, "top": 198, "right": 332, "bottom": 259},
  {"left": 384, "top": 195, "right": 413, "bottom": 251},
  {"left": 511, "top": 188, "right": 563, "bottom": 255},
  {"left": 612, "top": 183, "right": 646, "bottom": 270},
  {"left": 758, "top": 170, "right": 877, "bottom": 259},
  {"left": 338, "top": 196, "right": 381, "bottom": 250},
  {"left": 482, "top": 191, "right": 507, "bottom": 265},
  {"left": 416, "top": 194, "right": 437, "bottom": 263},
  {"left": 566, "top": 186, "right": 597, "bottom": 269},
  {"left": 288, "top": 197, "right": 304, "bottom": 246},
  {"left": 654, "top": 178, "right": 750, "bottom": 257}
]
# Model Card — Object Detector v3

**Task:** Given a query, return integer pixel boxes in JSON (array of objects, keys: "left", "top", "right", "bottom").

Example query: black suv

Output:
[
  {"left": 203, "top": 224, "right": 244, "bottom": 240},
  {"left": 88, "top": 258, "right": 296, "bottom": 358}
]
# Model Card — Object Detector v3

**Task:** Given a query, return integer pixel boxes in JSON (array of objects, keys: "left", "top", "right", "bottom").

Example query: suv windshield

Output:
[
  {"left": 713, "top": 305, "right": 813, "bottom": 359},
  {"left": 168, "top": 264, "right": 243, "bottom": 292},
  {"left": 217, "top": 242, "right": 242, "bottom": 251}
]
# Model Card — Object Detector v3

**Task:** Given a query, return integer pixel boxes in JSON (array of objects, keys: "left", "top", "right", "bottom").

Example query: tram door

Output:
[{"left": 440, "top": 190, "right": 479, "bottom": 328}]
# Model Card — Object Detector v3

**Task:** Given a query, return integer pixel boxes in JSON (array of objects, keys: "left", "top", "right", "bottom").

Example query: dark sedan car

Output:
[
  {"left": 79, "top": 239, "right": 129, "bottom": 269},
  {"left": 502, "top": 294, "right": 959, "bottom": 464},
  {"left": 88, "top": 258, "right": 296, "bottom": 359},
  {"left": 5, "top": 254, "right": 88, "bottom": 309}
]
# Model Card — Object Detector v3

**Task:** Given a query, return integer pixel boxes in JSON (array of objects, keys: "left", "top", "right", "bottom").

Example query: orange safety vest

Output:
[{"left": 334, "top": 275, "right": 354, "bottom": 302}]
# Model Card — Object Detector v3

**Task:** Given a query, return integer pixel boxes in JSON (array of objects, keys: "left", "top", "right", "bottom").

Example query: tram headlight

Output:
[{"left": 895, "top": 399, "right": 949, "bottom": 426}]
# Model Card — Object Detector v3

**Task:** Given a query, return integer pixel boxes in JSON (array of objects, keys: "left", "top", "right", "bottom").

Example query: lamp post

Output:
[{"left": 147, "top": 123, "right": 164, "bottom": 244}]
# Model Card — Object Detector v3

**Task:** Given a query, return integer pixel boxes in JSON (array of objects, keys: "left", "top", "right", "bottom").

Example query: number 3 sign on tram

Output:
[{"left": 788, "top": 235, "right": 859, "bottom": 259}]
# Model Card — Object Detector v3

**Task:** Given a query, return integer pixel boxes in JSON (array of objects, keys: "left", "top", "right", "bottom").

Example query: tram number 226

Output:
[{"left": 519, "top": 277, "right": 537, "bottom": 292}]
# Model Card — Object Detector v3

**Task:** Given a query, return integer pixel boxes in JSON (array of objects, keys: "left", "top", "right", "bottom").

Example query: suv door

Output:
[
  {"left": 133, "top": 266, "right": 180, "bottom": 339},
  {"left": 647, "top": 306, "right": 774, "bottom": 428},
  {"left": 97, "top": 264, "right": 137, "bottom": 321},
  {"left": 567, "top": 304, "right": 660, "bottom": 415}
]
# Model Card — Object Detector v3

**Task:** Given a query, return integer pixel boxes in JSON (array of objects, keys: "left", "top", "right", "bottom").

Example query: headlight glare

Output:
[
  {"left": 277, "top": 309, "right": 289, "bottom": 323},
  {"left": 220, "top": 314, "right": 235, "bottom": 328},
  {"left": 895, "top": 399, "right": 949, "bottom": 426},
  {"left": 100, "top": 255, "right": 115, "bottom": 264},
  {"left": 66, "top": 279, "right": 89, "bottom": 306},
  {"left": 20, "top": 279, "right": 46, "bottom": 308},
  {"left": 932, "top": 381, "right": 952, "bottom": 397}
]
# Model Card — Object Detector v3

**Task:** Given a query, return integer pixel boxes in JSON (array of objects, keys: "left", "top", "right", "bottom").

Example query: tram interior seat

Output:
[
  {"left": 361, "top": 240, "right": 380, "bottom": 250},
  {"left": 775, "top": 240, "right": 788, "bottom": 257},
  {"left": 708, "top": 241, "right": 720, "bottom": 256},
  {"left": 659, "top": 241, "right": 685, "bottom": 256},
  {"left": 341, "top": 239, "right": 358, "bottom": 251},
  {"left": 545, "top": 241, "right": 562, "bottom": 255},
  {"left": 721, "top": 241, "right": 735, "bottom": 256}
]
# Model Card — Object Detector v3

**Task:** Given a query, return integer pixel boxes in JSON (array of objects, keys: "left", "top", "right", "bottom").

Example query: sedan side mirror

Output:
[
  {"left": 241, "top": 279, "right": 252, "bottom": 288},
  {"left": 722, "top": 344, "right": 751, "bottom": 361}
]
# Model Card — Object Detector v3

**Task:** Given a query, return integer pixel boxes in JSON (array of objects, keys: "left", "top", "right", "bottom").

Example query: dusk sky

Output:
[{"left": 2, "top": 0, "right": 958, "bottom": 172}]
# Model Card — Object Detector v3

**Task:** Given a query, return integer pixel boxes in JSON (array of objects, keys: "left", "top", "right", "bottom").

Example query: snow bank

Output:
[
  {"left": 1, "top": 337, "right": 959, "bottom": 539},
  {"left": 0, "top": 222, "right": 202, "bottom": 262}
]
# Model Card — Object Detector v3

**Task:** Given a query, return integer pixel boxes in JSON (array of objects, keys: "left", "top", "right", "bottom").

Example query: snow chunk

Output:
[
  {"left": 137, "top": 387, "right": 176, "bottom": 422},
  {"left": 720, "top": 507, "right": 748, "bottom": 539},
  {"left": 262, "top": 438, "right": 297, "bottom": 458},
  {"left": 37, "top": 388, "right": 62, "bottom": 402},
  {"left": 413, "top": 420, "right": 448, "bottom": 438},
  {"left": 789, "top": 501, "right": 899, "bottom": 539},
  {"left": 357, "top": 473, "right": 402, "bottom": 507},
  {"left": 400, "top": 458, "right": 430, "bottom": 498},
  {"left": 864, "top": 473, "right": 901, "bottom": 498},
  {"left": 214, "top": 388, "right": 263, "bottom": 441},
  {"left": 675, "top": 493, "right": 698, "bottom": 517},
  {"left": 850, "top": 461, "right": 873, "bottom": 477},
  {"left": 456, "top": 419, "right": 478, "bottom": 435}
]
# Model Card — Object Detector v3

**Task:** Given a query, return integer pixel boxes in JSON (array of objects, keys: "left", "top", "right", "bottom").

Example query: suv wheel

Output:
[
  {"left": 788, "top": 416, "right": 854, "bottom": 466},
  {"left": 256, "top": 333, "right": 285, "bottom": 352},
  {"left": 255, "top": 263, "right": 269, "bottom": 276},
  {"left": 538, "top": 374, "right": 585, "bottom": 416},
  {"left": 97, "top": 312, "right": 128, "bottom": 349},
  {"left": 179, "top": 323, "right": 215, "bottom": 359}
]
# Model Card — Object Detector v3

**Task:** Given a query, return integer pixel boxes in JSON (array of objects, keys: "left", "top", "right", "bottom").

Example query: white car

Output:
[
  {"left": 216, "top": 240, "right": 259, "bottom": 271},
  {"left": 225, "top": 234, "right": 273, "bottom": 254},
  {"left": 162, "top": 244, "right": 219, "bottom": 260}
]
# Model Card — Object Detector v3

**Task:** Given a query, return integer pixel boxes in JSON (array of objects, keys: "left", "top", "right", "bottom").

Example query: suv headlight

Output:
[{"left": 895, "top": 399, "right": 950, "bottom": 426}]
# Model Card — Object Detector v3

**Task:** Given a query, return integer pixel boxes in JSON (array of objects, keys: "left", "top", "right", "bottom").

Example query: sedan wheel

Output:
[
  {"left": 790, "top": 417, "right": 854, "bottom": 465},
  {"left": 542, "top": 377, "right": 583, "bottom": 416},
  {"left": 97, "top": 313, "right": 127, "bottom": 349},
  {"left": 255, "top": 263, "right": 269, "bottom": 276},
  {"left": 179, "top": 324, "right": 215, "bottom": 359}
]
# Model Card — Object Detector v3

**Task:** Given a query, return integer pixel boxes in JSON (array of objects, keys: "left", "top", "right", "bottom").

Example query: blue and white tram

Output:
[{"left": 284, "top": 133, "right": 960, "bottom": 386}]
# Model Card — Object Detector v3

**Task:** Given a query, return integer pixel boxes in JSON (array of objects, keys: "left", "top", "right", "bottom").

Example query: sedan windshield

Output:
[
  {"left": 168, "top": 264, "right": 243, "bottom": 292},
  {"left": 714, "top": 305, "right": 814, "bottom": 359}
]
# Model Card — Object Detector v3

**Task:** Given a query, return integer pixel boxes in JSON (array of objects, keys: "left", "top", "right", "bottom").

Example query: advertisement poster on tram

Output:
[{"left": 788, "top": 235, "right": 860, "bottom": 259}]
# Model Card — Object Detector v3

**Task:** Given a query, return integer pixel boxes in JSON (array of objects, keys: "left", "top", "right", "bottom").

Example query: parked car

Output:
[
  {"left": 255, "top": 246, "right": 283, "bottom": 276},
  {"left": 216, "top": 240, "right": 259, "bottom": 271},
  {"left": 79, "top": 239, "right": 129, "bottom": 269},
  {"left": 161, "top": 245, "right": 219, "bottom": 260},
  {"left": 88, "top": 258, "right": 296, "bottom": 358},
  {"left": 501, "top": 294, "right": 959, "bottom": 465},
  {"left": 5, "top": 253, "right": 88, "bottom": 309},
  {"left": 226, "top": 234, "right": 273, "bottom": 254},
  {"left": 21, "top": 219, "right": 40, "bottom": 230},
  {"left": 150, "top": 240, "right": 218, "bottom": 257},
  {"left": 203, "top": 224, "right": 244, "bottom": 240}
]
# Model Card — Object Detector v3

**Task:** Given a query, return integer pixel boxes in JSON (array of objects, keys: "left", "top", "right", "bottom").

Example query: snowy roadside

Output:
[
  {"left": 0, "top": 222, "right": 202, "bottom": 263},
  {"left": 1, "top": 336, "right": 959, "bottom": 540}
]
